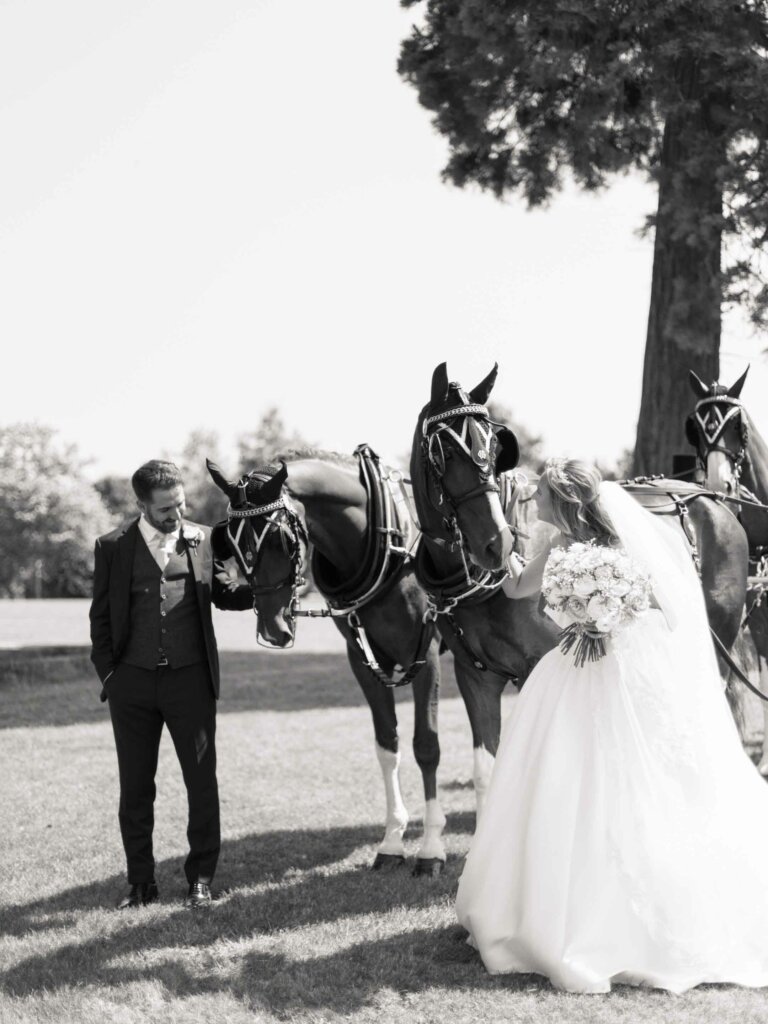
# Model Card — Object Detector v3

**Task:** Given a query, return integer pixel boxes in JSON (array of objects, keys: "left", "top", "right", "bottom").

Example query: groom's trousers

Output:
[{"left": 106, "top": 661, "right": 219, "bottom": 886}]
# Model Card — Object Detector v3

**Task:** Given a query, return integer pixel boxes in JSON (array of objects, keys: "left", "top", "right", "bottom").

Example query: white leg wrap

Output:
[
  {"left": 473, "top": 746, "right": 496, "bottom": 823},
  {"left": 375, "top": 744, "right": 408, "bottom": 855},
  {"left": 416, "top": 797, "right": 447, "bottom": 862}
]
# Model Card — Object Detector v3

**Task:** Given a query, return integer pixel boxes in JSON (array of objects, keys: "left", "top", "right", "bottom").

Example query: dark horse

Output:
[
  {"left": 206, "top": 448, "right": 447, "bottom": 874},
  {"left": 411, "top": 363, "right": 750, "bottom": 796},
  {"left": 409, "top": 364, "right": 561, "bottom": 811},
  {"left": 686, "top": 366, "right": 768, "bottom": 771}
]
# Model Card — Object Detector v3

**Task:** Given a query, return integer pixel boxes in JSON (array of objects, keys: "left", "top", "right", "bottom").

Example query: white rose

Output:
[
  {"left": 595, "top": 614, "right": 619, "bottom": 633},
  {"left": 573, "top": 575, "right": 598, "bottom": 597},
  {"left": 629, "top": 592, "right": 650, "bottom": 614},
  {"left": 609, "top": 579, "right": 631, "bottom": 597},
  {"left": 565, "top": 596, "right": 590, "bottom": 623},
  {"left": 587, "top": 594, "right": 621, "bottom": 621}
]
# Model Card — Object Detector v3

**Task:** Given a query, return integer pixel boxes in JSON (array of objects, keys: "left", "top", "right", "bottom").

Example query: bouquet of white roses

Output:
[{"left": 542, "top": 542, "right": 652, "bottom": 666}]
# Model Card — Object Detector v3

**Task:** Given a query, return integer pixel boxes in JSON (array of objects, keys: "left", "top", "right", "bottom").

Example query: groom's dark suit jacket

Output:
[{"left": 89, "top": 517, "right": 252, "bottom": 701}]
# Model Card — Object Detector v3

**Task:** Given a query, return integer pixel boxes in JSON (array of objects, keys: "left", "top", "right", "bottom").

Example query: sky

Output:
[{"left": 1, "top": 0, "right": 766, "bottom": 481}]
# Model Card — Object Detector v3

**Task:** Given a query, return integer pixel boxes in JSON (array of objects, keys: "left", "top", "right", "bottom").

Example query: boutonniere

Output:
[{"left": 182, "top": 524, "right": 205, "bottom": 551}]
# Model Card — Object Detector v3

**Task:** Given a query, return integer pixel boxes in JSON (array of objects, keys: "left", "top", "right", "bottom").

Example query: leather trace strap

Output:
[
  {"left": 710, "top": 628, "right": 768, "bottom": 702},
  {"left": 347, "top": 609, "right": 437, "bottom": 690},
  {"left": 298, "top": 444, "right": 434, "bottom": 688}
]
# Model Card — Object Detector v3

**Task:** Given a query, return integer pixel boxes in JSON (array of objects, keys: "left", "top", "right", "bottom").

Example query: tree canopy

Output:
[
  {"left": 399, "top": 0, "right": 768, "bottom": 472},
  {"left": 0, "top": 425, "right": 114, "bottom": 597}
]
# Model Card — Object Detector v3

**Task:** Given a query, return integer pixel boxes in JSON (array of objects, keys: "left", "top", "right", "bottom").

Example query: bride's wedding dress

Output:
[{"left": 455, "top": 482, "right": 768, "bottom": 993}]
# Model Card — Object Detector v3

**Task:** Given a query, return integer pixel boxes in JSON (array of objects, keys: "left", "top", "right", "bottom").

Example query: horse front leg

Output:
[
  {"left": 410, "top": 639, "right": 446, "bottom": 877},
  {"left": 452, "top": 657, "right": 508, "bottom": 823},
  {"left": 346, "top": 646, "right": 409, "bottom": 869},
  {"left": 746, "top": 606, "right": 768, "bottom": 775}
]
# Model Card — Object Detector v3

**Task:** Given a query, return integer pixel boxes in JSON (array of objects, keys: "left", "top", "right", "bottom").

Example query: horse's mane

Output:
[
  {"left": 745, "top": 411, "right": 768, "bottom": 498},
  {"left": 275, "top": 447, "right": 360, "bottom": 468}
]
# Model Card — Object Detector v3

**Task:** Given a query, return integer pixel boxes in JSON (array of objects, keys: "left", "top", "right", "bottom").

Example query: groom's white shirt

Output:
[{"left": 138, "top": 515, "right": 181, "bottom": 570}]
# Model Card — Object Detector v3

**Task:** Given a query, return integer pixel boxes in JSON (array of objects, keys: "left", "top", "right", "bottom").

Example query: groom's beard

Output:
[{"left": 145, "top": 511, "right": 183, "bottom": 534}]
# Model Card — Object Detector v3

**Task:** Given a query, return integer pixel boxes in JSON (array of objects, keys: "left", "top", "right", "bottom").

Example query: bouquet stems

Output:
[{"left": 558, "top": 623, "right": 607, "bottom": 667}]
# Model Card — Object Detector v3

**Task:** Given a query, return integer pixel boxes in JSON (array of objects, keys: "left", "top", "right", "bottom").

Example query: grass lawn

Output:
[{"left": 2, "top": 653, "right": 768, "bottom": 1024}]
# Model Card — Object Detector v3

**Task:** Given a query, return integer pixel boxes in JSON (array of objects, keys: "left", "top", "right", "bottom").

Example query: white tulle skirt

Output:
[{"left": 455, "top": 609, "right": 768, "bottom": 993}]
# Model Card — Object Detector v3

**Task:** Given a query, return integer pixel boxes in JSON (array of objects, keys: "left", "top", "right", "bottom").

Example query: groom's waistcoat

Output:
[{"left": 121, "top": 536, "right": 207, "bottom": 670}]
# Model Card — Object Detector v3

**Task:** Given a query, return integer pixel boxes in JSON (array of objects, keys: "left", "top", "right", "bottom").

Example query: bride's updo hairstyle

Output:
[{"left": 542, "top": 458, "right": 620, "bottom": 546}]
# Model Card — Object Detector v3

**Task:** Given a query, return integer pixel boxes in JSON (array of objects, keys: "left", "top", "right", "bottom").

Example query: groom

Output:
[{"left": 89, "top": 460, "right": 253, "bottom": 909}]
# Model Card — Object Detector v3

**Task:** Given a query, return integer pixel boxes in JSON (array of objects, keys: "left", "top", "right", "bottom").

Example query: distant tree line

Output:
[
  {"left": 0, "top": 410, "right": 313, "bottom": 599},
  {"left": 0, "top": 408, "right": 629, "bottom": 598}
]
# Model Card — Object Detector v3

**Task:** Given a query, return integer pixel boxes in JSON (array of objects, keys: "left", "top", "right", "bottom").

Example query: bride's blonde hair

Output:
[{"left": 542, "top": 458, "right": 619, "bottom": 545}]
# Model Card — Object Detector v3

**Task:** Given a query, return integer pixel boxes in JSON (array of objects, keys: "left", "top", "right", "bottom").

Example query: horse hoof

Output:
[
  {"left": 758, "top": 760, "right": 768, "bottom": 777},
  {"left": 372, "top": 853, "right": 407, "bottom": 871},
  {"left": 413, "top": 857, "right": 445, "bottom": 878}
]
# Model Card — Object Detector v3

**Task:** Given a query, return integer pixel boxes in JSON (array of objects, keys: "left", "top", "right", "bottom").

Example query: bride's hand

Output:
[{"left": 505, "top": 552, "right": 525, "bottom": 580}]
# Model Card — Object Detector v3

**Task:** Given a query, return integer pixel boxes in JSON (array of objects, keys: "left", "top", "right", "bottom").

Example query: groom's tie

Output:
[{"left": 150, "top": 532, "right": 175, "bottom": 570}]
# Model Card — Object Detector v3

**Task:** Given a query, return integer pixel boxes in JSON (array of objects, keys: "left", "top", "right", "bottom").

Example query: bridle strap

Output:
[
  {"left": 419, "top": 401, "right": 506, "bottom": 595},
  {"left": 692, "top": 394, "right": 749, "bottom": 478},
  {"left": 422, "top": 404, "right": 489, "bottom": 433},
  {"left": 225, "top": 491, "right": 308, "bottom": 596}
]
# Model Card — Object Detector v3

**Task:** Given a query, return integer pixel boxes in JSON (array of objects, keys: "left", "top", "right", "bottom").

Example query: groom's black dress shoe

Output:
[
  {"left": 185, "top": 881, "right": 213, "bottom": 909},
  {"left": 116, "top": 881, "right": 159, "bottom": 910}
]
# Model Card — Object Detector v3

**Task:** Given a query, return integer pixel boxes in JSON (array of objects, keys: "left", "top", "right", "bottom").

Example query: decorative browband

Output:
[
  {"left": 422, "top": 404, "right": 489, "bottom": 433},
  {"left": 227, "top": 500, "right": 286, "bottom": 519}
]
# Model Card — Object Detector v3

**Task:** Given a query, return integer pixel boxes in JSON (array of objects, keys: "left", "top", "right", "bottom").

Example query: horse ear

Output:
[
  {"left": 688, "top": 370, "right": 709, "bottom": 400},
  {"left": 210, "top": 522, "right": 231, "bottom": 561},
  {"left": 206, "top": 459, "right": 239, "bottom": 500},
  {"left": 430, "top": 363, "right": 450, "bottom": 407},
  {"left": 684, "top": 414, "right": 699, "bottom": 449},
  {"left": 258, "top": 461, "right": 289, "bottom": 505},
  {"left": 494, "top": 426, "right": 519, "bottom": 474},
  {"left": 727, "top": 365, "right": 750, "bottom": 398},
  {"left": 469, "top": 363, "right": 499, "bottom": 405}
]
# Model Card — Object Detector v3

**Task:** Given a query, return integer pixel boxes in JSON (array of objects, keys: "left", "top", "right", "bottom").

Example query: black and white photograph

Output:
[{"left": 4, "top": 2, "right": 768, "bottom": 1022}]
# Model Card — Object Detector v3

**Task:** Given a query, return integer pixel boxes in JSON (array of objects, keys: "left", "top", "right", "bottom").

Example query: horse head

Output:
[
  {"left": 410, "top": 362, "right": 517, "bottom": 571},
  {"left": 206, "top": 459, "right": 308, "bottom": 648},
  {"left": 685, "top": 367, "right": 750, "bottom": 496}
]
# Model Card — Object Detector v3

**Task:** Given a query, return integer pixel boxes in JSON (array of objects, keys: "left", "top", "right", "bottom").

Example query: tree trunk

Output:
[{"left": 632, "top": 64, "right": 724, "bottom": 477}]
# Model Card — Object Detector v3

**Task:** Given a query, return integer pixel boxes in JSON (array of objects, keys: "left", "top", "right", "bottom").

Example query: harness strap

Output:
[
  {"left": 440, "top": 609, "right": 519, "bottom": 682},
  {"left": 710, "top": 628, "right": 768, "bottom": 702},
  {"left": 347, "top": 611, "right": 437, "bottom": 689},
  {"left": 311, "top": 444, "right": 410, "bottom": 614}
]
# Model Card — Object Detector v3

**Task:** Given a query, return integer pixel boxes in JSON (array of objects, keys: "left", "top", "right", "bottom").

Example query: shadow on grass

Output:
[
  {"left": 1, "top": 813, "right": 480, "bottom": 1009},
  {"left": 0, "top": 653, "right": 462, "bottom": 729}
]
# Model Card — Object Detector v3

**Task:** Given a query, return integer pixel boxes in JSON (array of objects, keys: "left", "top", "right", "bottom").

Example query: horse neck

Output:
[
  {"left": 283, "top": 459, "right": 368, "bottom": 576},
  {"left": 408, "top": 455, "right": 466, "bottom": 578},
  {"left": 743, "top": 413, "right": 768, "bottom": 501}
]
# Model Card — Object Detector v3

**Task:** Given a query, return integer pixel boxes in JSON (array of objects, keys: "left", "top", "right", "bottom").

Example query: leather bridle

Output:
[
  {"left": 224, "top": 476, "right": 309, "bottom": 646},
  {"left": 689, "top": 394, "right": 750, "bottom": 481},
  {"left": 422, "top": 402, "right": 501, "bottom": 516},
  {"left": 420, "top": 401, "right": 509, "bottom": 591}
]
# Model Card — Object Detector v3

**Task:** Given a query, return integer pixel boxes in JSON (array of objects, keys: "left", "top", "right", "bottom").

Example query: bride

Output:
[{"left": 455, "top": 457, "right": 768, "bottom": 993}]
